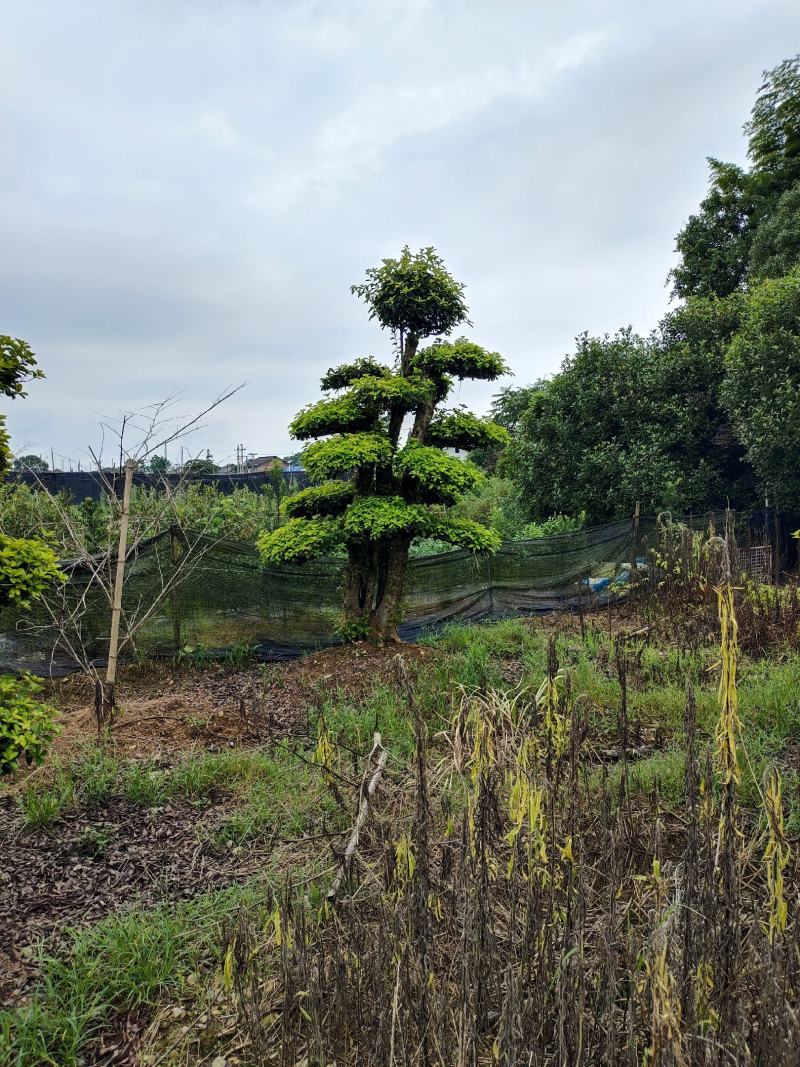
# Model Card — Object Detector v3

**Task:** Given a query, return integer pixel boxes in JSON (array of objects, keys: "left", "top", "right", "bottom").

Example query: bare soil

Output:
[{"left": 25, "top": 641, "right": 439, "bottom": 768}]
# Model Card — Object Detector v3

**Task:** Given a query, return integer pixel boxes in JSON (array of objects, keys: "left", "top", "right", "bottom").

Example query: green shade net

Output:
[{"left": 1, "top": 519, "right": 643, "bottom": 676}]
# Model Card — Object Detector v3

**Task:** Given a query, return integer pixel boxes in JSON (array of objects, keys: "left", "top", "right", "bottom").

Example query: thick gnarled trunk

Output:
[{"left": 344, "top": 534, "right": 411, "bottom": 643}]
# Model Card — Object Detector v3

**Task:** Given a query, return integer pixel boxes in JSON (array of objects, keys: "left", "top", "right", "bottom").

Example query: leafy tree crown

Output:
[{"left": 258, "top": 249, "right": 507, "bottom": 566}]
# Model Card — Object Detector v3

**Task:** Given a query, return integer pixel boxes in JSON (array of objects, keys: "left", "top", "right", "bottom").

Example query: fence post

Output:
[
  {"left": 774, "top": 507, "right": 782, "bottom": 584},
  {"left": 633, "top": 500, "right": 641, "bottom": 558}
]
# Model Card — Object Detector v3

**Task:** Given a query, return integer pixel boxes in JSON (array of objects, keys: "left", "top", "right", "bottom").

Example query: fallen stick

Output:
[{"left": 327, "top": 731, "right": 388, "bottom": 902}]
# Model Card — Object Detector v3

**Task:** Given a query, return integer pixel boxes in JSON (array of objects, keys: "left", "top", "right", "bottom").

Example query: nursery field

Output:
[{"left": 2, "top": 589, "right": 800, "bottom": 1066}]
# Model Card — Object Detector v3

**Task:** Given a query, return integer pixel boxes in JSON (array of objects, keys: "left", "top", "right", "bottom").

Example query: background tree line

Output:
[{"left": 497, "top": 55, "right": 800, "bottom": 524}]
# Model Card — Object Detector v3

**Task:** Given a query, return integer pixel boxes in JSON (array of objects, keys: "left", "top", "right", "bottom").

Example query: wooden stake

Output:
[{"left": 100, "top": 457, "right": 135, "bottom": 729}]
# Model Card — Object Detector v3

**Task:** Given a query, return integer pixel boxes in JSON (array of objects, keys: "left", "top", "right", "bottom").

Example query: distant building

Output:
[{"left": 246, "top": 455, "right": 287, "bottom": 473}]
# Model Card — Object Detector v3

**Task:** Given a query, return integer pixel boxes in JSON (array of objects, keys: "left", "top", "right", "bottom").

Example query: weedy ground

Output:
[{"left": 1, "top": 594, "right": 800, "bottom": 1065}]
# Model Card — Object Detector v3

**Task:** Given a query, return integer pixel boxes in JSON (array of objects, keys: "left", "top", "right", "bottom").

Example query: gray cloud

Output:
[{"left": 2, "top": 0, "right": 799, "bottom": 468}]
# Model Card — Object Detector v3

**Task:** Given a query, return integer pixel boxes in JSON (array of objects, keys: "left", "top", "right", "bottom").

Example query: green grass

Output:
[
  {"left": 18, "top": 770, "right": 75, "bottom": 830},
  {"left": 121, "top": 761, "right": 168, "bottom": 806},
  {"left": 596, "top": 749, "right": 688, "bottom": 807},
  {"left": 16, "top": 747, "right": 322, "bottom": 827},
  {"left": 0, "top": 883, "right": 268, "bottom": 1067},
  {"left": 214, "top": 766, "right": 333, "bottom": 845},
  {"left": 321, "top": 682, "right": 417, "bottom": 761}
]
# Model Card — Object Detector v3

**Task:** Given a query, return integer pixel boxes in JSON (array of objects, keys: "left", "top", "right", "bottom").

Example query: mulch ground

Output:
[{"left": 0, "top": 792, "right": 254, "bottom": 1008}]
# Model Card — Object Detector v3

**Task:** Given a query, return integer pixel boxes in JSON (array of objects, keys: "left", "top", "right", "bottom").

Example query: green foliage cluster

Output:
[
  {"left": 0, "top": 533, "right": 65, "bottom": 608},
  {"left": 0, "top": 336, "right": 42, "bottom": 400},
  {"left": 284, "top": 481, "right": 355, "bottom": 519},
  {"left": 723, "top": 269, "right": 800, "bottom": 508},
  {"left": 0, "top": 674, "right": 57, "bottom": 776},
  {"left": 416, "top": 337, "right": 508, "bottom": 380},
  {"left": 749, "top": 183, "right": 800, "bottom": 280},
  {"left": 291, "top": 375, "right": 436, "bottom": 440},
  {"left": 342, "top": 496, "right": 429, "bottom": 538},
  {"left": 12, "top": 453, "right": 48, "bottom": 471},
  {"left": 350, "top": 372, "right": 434, "bottom": 407},
  {"left": 320, "top": 357, "right": 390, "bottom": 392},
  {"left": 520, "top": 512, "right": 586, "bottom": 539},
  {"left": 302, "top": 432, "right": 395, "bottom": 481},
  {"left": 257, "top": 516, "right": 342, "bottom": 565},
  {"left": 672, "top": 57, "right": 800, "bottom": 300},
  {"left": 1, "top": 337, "right": 60, "bottom": 775},
  {"left": 426, "top": 515, "right": 503, "bottom": 552},
  {"left": 504, "top": 322, "right": 753, "bottom": 523},
  {"left": 1, "top": 336, "right": 44, "bottom": 478},
  {"left": 394, "top": 443, "right": 483, "bottom": 503},
  {"left": 350, "top": 246, "right": 470, "bottom": 339},
  {"left": 290, "top": 392, "right": 379, "bottom": 439},
  {"left": 427, "top": 410, "right": 511, "bottom": 451}
]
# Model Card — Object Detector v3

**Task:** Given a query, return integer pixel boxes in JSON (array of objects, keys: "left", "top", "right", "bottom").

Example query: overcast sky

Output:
[{"left": 3, "top": 0, "right": 800, "bottom": 469}]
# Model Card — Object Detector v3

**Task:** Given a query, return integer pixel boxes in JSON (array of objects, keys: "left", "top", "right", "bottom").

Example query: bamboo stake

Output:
[{"left": 97, "top": 457, "right": 135, "bottom": 729}]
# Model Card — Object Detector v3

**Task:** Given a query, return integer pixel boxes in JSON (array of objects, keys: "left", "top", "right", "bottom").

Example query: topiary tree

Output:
[
  {"left": 1, "top": 337, "right": 63, "bottom": 773},
  {"left": 257, "top": 247, "right": 509, "bottom": 642}
]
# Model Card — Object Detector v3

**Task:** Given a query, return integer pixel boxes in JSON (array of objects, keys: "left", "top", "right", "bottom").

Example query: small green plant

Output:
[
  {"left": 521, "top": 511, "right": 586, "bottom": 539},
  {"left": 0, "top": 532, "right": 66, "bottom": 608},
  {"left": 78, "top": 826, "right": 113, "bottom": 856},
  {"left": 73, "top": 748, "right": 120, "bottom": 809},
  {"left": 224, "top": 642, "right": 259, "bottom": 670},
  {"left": 19, "top": 770, "right": 74, "bottom": 829},
  {"left": 334, "top": 615, "right": 372, "bottom": 643},
  {"left": 0, "top": 673, "right": 59, "bottom": 776},
  {"left": 176, "top": 642, "right": 258, "bottom": 670},
  {"left": 176, "top": 644, "right": 217, "bottom": 669}
]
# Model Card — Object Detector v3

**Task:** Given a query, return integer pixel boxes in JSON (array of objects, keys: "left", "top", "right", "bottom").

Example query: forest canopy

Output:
[{"left": 500, "top": 55, "right": 800, "bottom": 524}]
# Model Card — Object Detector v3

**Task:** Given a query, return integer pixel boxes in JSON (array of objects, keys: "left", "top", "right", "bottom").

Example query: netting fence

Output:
[{"left": 1, "top": 518, "right": 646, "bottom": 676}]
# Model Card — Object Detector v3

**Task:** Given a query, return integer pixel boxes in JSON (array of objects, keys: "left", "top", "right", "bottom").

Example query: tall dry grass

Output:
[{"left": 220, "top": 597, "right": 799, "bottom": 1065}]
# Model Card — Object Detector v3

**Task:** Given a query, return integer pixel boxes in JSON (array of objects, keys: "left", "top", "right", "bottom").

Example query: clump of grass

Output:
[
  {"left": 72, "top": 748, "right": 120, "bottom": 809},
  {"left": 176, "top": 641, "right": 259, "bottom": 671},
  {"left": 322, "top": 684, "right": 416, "bottom": 761},
  {"left": 165, "top": 749, "right": 277, "bottom": 801},
  {"left": 121, "top": 761, "right": 167, "bottom": 806},
  {"left": 18, "top": 768, "right": 75, "bottom": 829},
  {"left": 214, "top": 763, "right": 330, "bottom": 846}
]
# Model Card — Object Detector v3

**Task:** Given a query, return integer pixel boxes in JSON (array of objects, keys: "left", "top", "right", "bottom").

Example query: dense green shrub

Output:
[
  {"left": 0, "top": 667, "right": 58, "bottom": 776},
  {"left": 0, "top": 533, "right": 66, "bottom": 608}
]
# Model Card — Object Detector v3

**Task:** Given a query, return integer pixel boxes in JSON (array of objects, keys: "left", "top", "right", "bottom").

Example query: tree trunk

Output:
[
  {"left": 370, "top": 533, "right": 411, "bottom": 642},
  {"left": 388, "top": 335, "right": 419, "bottom": 447},
  {"left": 343, "top": 534, "right": 411, "bottom": 643}
]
